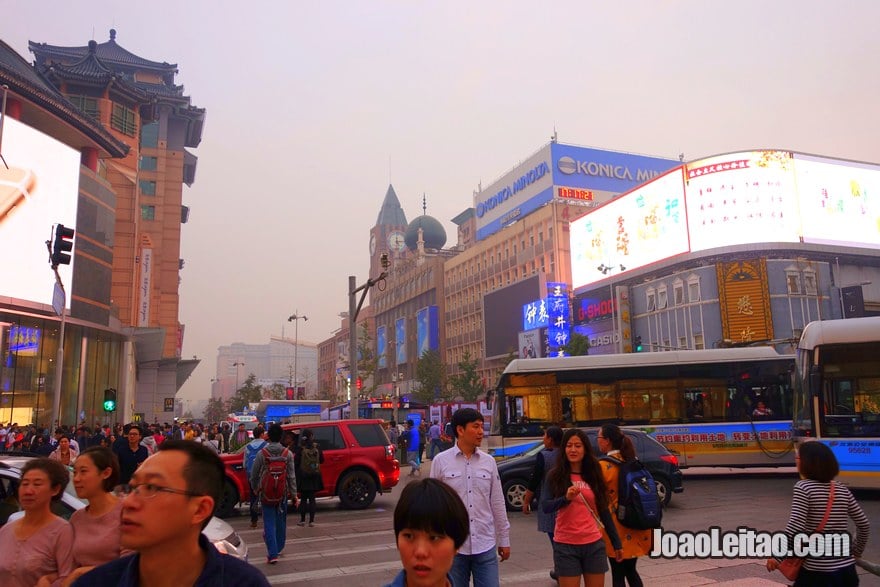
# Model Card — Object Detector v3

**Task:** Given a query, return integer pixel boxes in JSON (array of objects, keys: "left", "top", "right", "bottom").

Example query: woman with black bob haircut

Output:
[
  {"left": 385, "top": 478, "right": 469, "bottom": 587},
  {"left": 544, "top": 428, "right": 622, "bottom": 587},
  {"left": 767, "top": 441, "right": 869, "bottom": 586}
]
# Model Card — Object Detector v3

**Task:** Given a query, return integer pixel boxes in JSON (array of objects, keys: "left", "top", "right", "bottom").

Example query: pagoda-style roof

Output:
[
  {"left": 29, "top": 30, "right": 205, "bottom": 148},
  {"left": 376, "top": 184, "right": 408, "bottom": 226},
  {"left": 30, "top": 29, "right": 178, "bottom": 83},
  {"left": 0, "top": 39, "right": 128, "bottom": 158}
]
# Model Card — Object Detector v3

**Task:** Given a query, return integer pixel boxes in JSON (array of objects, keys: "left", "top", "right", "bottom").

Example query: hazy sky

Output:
[{"left": 5, "top": 1, "right": 879, "bottom": 401}]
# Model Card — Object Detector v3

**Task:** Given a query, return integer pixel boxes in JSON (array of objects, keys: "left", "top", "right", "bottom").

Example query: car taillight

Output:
[
  {"left": 385, "top": 444, "right": 394, "bottom": 460},
  {"left": 660, "top": 454, "right": 679, "bottom": 467}
]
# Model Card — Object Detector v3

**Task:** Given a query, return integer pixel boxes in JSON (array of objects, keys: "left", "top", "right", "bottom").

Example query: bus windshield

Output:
[{"left": 492, "top": 347, "right": 796, "bottom": 467}]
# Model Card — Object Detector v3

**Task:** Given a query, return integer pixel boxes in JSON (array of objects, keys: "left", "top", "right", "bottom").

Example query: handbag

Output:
[{"left": 778, "top": 483, "right": 836, "bottom": 581}]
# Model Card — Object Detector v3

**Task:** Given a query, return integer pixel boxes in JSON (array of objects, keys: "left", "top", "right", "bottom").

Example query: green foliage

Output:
[
  {"left": 414, "top": 349, "right": 445, "bottom": 403},
  {"left": 449, "top": 350, "right": 484, "bottom": 402},
  {"left": 561, "top": 332, "right": 591, "bottom": 356},
  {"left": 203, "top": 397, "right": 227, "bottom": 424},
  {"left": 225, "top": 373, "right": 262, "bottom": 414}
]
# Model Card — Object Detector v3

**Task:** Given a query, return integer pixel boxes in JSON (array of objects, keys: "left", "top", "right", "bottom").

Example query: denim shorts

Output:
[{"left": 553, "top": 539, "right": 608, "bottom": 576}]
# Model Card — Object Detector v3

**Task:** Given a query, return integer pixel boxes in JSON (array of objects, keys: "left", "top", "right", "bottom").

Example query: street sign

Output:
[{"left": 52, "top": 281, "right": 65, "bottom": 316}]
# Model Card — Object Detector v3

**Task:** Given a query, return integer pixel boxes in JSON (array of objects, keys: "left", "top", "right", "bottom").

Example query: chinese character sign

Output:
[
  {"left": 522, "top": 299, "right": 550, "bottom": 331},
  {"left": 547, "top": 283, "right": 570, "bottom": 356}
]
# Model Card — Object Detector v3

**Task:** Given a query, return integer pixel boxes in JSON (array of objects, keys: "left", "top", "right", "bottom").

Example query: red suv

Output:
[{"left": 217, "top": 419, "right": 399, "bottom": 517}]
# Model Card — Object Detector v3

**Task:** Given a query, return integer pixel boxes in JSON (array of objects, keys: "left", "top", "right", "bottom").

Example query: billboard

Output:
[
  {"left": 552, "top": 143, "right": 678, "bottom": 194},
  {"left": 0, "top": 118, "right": 80, "bottom": 306},
  {"left": 475, "top": 144, "right": 553, "bottom": 241},
  {"left": 546, "top": 282, "right": 570, "bottom": 355},
  {"left": 794, "top": 154, "right": 880, "bottom": 248},
  {"left": 570, "top": 168, "right": 689, "bottom": 289},
  {"left": 518, "top": 329, "right": 542, "bottom": 359},
  {"left": 416, "top": 306, "right": 439, "bottom": 358},
  {"left": 395, "top": 318, "right": 407, "bottom": 364},
  {"left": 685, "top": 151, "right": 801, "bottom": 251},
  {"left": 377, "top": 326, "right": 387, "bottom": 369},
  {"left": 483, "top": 274, "right": 542, "bottom": 358}
]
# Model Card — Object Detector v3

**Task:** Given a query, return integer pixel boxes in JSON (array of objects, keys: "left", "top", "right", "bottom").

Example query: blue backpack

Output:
[
  {"left": 245, "top": 440, "right": 267, "bottom": 477},
  {"left": 604, "top": 457, "right": 662, "bottom": 530}
]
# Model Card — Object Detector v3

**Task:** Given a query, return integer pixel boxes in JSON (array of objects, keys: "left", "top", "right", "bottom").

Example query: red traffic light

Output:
[
  {"left": 286, "top": 387, "right": 295, "bottom": 400},
  {"left": 356, "top": 377, "right": 363, "bottom": 391}
]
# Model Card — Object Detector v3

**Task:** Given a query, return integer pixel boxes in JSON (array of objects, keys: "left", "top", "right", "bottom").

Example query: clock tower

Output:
[{"left": 370, "top": 184, "right": 408, "bottom": 279}]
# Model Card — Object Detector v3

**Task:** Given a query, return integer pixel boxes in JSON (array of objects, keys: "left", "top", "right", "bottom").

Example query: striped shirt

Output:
[{"left": 782, "top": 479, "right": 869, "bottom": 572}]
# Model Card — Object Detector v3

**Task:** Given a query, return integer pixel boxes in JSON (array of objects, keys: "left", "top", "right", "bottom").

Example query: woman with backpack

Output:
[
  {"left": 543, "top": 428, "right": 622, "bottom": 587},
  {"left": 597, "top": 424, "right": 652, "bottom": 587},
  {"left": 294, "top": 429, "right": 324, "bottom": 527}
]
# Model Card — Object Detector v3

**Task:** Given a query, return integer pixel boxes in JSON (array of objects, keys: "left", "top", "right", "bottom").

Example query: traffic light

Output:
[
  {"left": 286, "top": 387, "right": 295, "bottom": 400},
  {"left": 356, "top": 377, "right": 363, "bottom": 391},
  {"left": 102, "top": 388, "right": 117, "bottom": 412},
  {"left": 634, "top": 336, "right": 643, "bottom": 352},
  {"left": 51, "top": 224, "right": 75, "bottom": 268}
]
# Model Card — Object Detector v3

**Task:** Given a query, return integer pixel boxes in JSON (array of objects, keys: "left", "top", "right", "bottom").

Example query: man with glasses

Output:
[
  {"left": 72, "top": 439, "right": 269, "bottom": 586},
  {"left": 114, "top": 425, "right": 149, "bottom": 485}
]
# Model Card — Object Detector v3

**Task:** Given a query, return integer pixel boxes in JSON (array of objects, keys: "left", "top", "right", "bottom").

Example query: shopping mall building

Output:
[{"left": 0, "top": 32, "right": 203, "bottom": 427}]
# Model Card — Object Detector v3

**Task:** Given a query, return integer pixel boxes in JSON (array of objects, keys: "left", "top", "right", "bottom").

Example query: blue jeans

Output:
[
  {"left": 450, "top": 547, "right": 499, "bottom": 587},
  {"left": 407, "top": 450, "right": 420, "bottom": 470},
  {"left": 262, "top": 500, "right": 287, "bottom": 560},
  {"left": 429, "top": 438, "right": 443, "bottom": 459}
]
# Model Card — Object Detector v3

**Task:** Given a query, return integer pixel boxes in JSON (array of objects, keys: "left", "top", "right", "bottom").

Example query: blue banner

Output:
[
  {"left": 551, "top": 143, "right": 678, "bottom": 194},
  {"left": 395, "top": 318, "right": 407, "bottom": 364},
  {"left": 377, "top": 326, "right": 387, "bottom": 369},
  {"left": 416, "top": 306, "right": 439, "bottom": 358},
  {"left": 547, "top": 282, "right": 570, "bottom": 355},
  {"left": 522, "top": 299, "right": 550, "bottom": 331}
]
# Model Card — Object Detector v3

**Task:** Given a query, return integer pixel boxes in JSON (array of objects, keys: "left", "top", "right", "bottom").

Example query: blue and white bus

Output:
[
  {"left": 490, "top": 347, "right": 796, "bottom": 466},
  {"left": 792, "top": 316, "right": 880, "bottom": 488}
]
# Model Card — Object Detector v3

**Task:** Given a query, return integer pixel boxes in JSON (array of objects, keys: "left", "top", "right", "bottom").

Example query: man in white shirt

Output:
[{"left": 430, "top": 408, "right": 510, "bottom": 586}]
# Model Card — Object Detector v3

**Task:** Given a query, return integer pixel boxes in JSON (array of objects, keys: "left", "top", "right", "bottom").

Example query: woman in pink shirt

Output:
[
  {"left": 0, "top": 458, "right": 74, "bottom": 587},
  {"left": 38, "top": 447, "right": 128, "bottom": 587},
  {"left": 543, "top": 429, "right": 622, "bottom": 587}
]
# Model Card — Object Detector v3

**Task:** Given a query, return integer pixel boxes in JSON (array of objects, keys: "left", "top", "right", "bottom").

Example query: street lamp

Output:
[
  {"left": 349, "top": 253, "right": 390, "bottom": 418},
  {"left": 391, "top": 371, "right": 404, "bottom": 424},
  {"left": 597, "top": 263, "right": 627, "bottom": 353},
  {"left": 288, "top": 311, "right": 308, "bottom": 395},
  {"left": 233, "top": 362, "right": 244, "bottom": 395}
]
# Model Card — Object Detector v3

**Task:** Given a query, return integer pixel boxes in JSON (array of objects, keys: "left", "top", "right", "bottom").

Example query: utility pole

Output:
[{"left": 348, "top": 254, "right": 390, "bottom": 418}]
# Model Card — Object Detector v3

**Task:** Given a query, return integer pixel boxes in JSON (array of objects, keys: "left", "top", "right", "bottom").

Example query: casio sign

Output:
[
  {"left": 476, "top": 162, "right": 550, "bottom": 218},
  {"left": 557, "top": 156, "right": 661, "bottom": 183}
]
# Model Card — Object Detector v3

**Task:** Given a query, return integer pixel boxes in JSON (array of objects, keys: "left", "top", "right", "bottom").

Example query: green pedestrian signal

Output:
[
  {"left": 634, "top": 336, "right": 644, "bottom": 352},
  {"left": 103, "top": 388, "right": 117, "bottom": 412}
]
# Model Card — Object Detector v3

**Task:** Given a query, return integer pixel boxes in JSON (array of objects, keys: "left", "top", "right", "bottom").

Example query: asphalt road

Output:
[{"left": 227, "top": 467, "right": 880, "bottom": 586}]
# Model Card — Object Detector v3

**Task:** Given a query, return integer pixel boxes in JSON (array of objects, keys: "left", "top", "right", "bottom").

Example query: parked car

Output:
[
  {"left": 0, "top": 453, "right": 248, "bottom": 560},
  {"left": 498, "top": 428, "right": 684, "bottom": 512},
  {"left": 218, "top": 419, "right": 400, "bottom": 517}
]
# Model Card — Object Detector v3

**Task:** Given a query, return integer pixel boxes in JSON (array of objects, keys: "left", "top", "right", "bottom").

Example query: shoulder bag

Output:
[{"left": 778, "top": 483, "right": 836, "bottom": 581}]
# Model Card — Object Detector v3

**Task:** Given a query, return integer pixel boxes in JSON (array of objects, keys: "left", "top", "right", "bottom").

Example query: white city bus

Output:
[{"left": 792, "top": 316, "right": 880, "bottom": 488}]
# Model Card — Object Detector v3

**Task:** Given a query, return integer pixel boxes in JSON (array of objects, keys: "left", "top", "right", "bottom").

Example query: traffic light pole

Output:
[
  {"left": 348, "top": 256, "right": 389, "bottom": 419},
  {"left": 51, "top": 275, "right": 66, "bottom": 428}
]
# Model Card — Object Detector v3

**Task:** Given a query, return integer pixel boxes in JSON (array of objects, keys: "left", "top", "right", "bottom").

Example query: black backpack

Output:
[{"left": 603, "top": 457, "right": 662, "bottom": 530}]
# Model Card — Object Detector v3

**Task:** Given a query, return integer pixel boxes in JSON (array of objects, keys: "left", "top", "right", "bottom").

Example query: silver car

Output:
[{"left": 0, "top": 454, "right": 247, "bottom": 561}]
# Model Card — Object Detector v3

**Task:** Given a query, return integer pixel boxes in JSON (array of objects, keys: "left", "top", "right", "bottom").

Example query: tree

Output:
[
  {"left": 226, "top": 373, "right": 262, "bottom": 413},
  {"left": 203, "top": 397, "right": 227, "bottom": 424},
  {"left": 357, "top": 323, "right": 379, "bottom": 396},
  {"left": 266, "top": 383, "right": 286, "bottom": 400},
  {"left": 449, "top": 350, "right": 484, "bottom": 402},
  {"left": 414, "top": 349, "right": 445, "bottom": 404},
  {"left": 561, "top": 332, "right": 590, "bottom": 356}
]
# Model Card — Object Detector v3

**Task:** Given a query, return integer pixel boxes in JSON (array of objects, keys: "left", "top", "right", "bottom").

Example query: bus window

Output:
[{"left": 504, "top": 387, "right": 552, "bottom": 424}]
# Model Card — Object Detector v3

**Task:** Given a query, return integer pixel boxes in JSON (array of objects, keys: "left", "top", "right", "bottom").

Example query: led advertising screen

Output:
[
  {"left": 551, "top": 143, "right": 679, "bottom": 194},
  {"left": 483, "top": 275, "right": 542, "bottom": 358},
  {"left": 416, "top": 306, "right": 439, "bottom": 358},
  {"left": 794, "top": 154, "right": 880, "bottom": 248},
  {"left": 395, "top": 318, "right": 407, "bottom": 365},
  {"left": 570, "top": 168, "right": 689, "bottom": 289},
  {"left": 685, "top": 151, "right": 801, "bottom": 251},
  {"left": 376, "top": 326, "right": 387, "bottom": 369},
  {"left": 0, "top": 118, "right": 80, "bottom": 306}
]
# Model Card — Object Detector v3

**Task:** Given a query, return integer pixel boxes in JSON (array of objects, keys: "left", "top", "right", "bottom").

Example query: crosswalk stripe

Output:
[
  {"left": 266, "top": 560, "right": 401, "bottom": 583},
  {"left": 252, "top": 543, "right": 397, "bottom": 565}
]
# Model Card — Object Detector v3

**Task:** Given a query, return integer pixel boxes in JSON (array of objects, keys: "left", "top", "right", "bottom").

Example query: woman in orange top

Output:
[{"left": 597, "top": 424, "right": 652, "bottom": 587}]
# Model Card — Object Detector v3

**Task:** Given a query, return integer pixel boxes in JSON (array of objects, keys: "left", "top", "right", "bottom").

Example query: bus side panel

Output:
[{"left": 821, "top": 438, "right": 880, "bottom": 489}]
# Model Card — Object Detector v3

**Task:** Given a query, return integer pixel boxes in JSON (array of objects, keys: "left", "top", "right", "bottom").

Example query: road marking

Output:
[
  {"left": 247, "top": 529, "right": 390, "bottom": 550},
  {"left": 266, "top": 560, "right": 401, "bottom": 583},
  {"left": 252, "top": 543, "right": 397, "bottom": 565}
]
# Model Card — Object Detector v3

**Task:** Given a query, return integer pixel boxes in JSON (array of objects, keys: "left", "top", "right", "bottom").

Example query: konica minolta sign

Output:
[{"left": 474, "top": 142, "right": 677, "bottom": 240}]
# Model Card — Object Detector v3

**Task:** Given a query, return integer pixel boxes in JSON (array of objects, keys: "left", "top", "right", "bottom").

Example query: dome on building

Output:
[{"left": 405, "top": 215, "right": 447, "bottom": 250}]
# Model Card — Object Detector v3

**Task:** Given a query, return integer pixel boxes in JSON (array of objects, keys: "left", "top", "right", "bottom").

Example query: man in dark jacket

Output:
[{"left": 249, "top": 423, "right": 297, "bottom": 564}]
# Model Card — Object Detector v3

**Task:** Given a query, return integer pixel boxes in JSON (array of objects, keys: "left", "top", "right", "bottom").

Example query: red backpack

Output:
[{"left": 259, "top": 447, "right": 290, "bottom": 506}]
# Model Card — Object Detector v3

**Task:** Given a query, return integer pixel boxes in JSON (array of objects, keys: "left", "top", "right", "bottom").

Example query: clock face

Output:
[
  {"left": 369, "top": 233, "right": 377, "bottom": 256},
  {"left": 388, "top": 231, "right": 406, "bottom": 252}
]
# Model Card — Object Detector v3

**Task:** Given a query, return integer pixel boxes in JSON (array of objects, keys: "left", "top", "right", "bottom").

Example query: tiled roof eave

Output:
[{"left": 29, "top": 41, "right": 177, "bottom": 74}]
